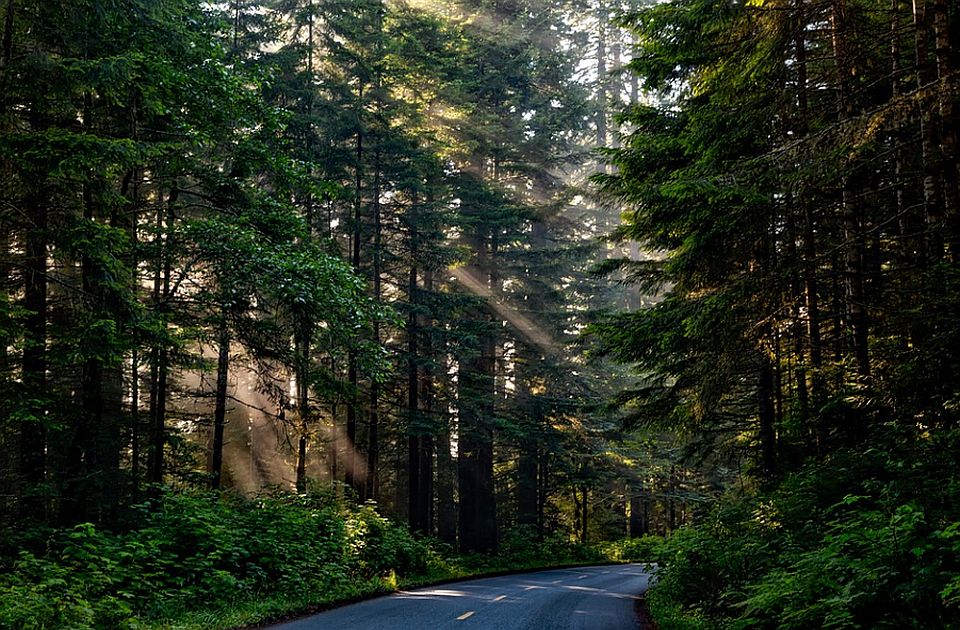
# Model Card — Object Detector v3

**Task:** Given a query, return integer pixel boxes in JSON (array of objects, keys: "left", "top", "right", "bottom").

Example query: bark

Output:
[
  {"left": 435, "top": 414, "right": 457, "bottom": 544},
  {"left": 596, "top": 0, "right": 608, "bottom": 152},
  {"left": 147, "top": 188, "right": 175, "bottom": 488},
  {"left": 457, "top": 329, "right": 497, "bottom": 552},
  {"left": 891, "top": 0, "right": 918, "bottom": 264},
  {"left": 0, "top": 0, "right": 13, "bottom": 96},
  {"left": 345, "top": 89, "right": 363, "bottom": 497},
  {"left": 610, "top": 2, "right": 621, "bottom": 150},
  {"left": 457, "top": 167, "right": 498, "bottom": 552},
  {"left": 581, "top": 488, "right": 589, "bottom": 543},
  {"left": 407, "top": 259, "right": 422, "bottom": 531},
  {"left": 537, "top": 451, "right": 548, "bottom": 540},
  {"left": 76, "top": 161, "right": 121, "bottom": 526},
  {"left": 367, "top": 141, "right": 382, "bottom": 502},
  {"left": 20, "top": 187, "right": 47, "bottom": 521},
  {"left": 328, "top": 400, "right": 338, "bottom": 482},
  {"left": 629, "top": 483, "right": 648, "bottom": 537},
  {"left": 914, "top": 0, "right": 945, "bottom": 262},
  {"left": 517, "top": 222, "right": 546, "bottom": 529},
  {"left": 630, "top": 30, "right": 639, "bottom": 105},
  {"left": 0, "top": 128, "right": 8, "bottom": 521},
  {"left": 668, "top": 466, "right": 676, "bottom": 532},
  {"left": 933, "top": 0, "right": 959, "bottom": 257},
  {"left": 433, "top": 278, "right": 457, "bottom": 545},
  {"left": 794, "top": 6, "right": 825, "bottom": 409},
  {"left": 758, "top": 350, "right": 778, "bottom": 481},
  {"left": 367, "top": 364, "right": 378, "bottom": 500},
  {"left": 130, "top": 343, "right": 140, "bottom": 499},
  {"left": 418, "top": 264, "right": 435, "bottom": 536},
  {"left": 458, "top": 237, "right": 498, "bottom": 552},
  {"left": 833, "top": 0, "right": 870, "bottom": 377},
  {"left": 98, "top": 362, "right": 122, "bottom": 524},
  {"left": 573, "top": 488, "right": 581, "bottom": 541},
  {"left": 417, "top": 431, "right": 433, "bottom": 535},
  {"left": 295, "top": 321, "right": 310, "bottom": 493},
  {"left": 210, "top": 321, "right": 230, "bottom": 490},
  {"left": 128, "top": 155, "right": 142, "bottom": 500},
  {"left": 345, "top": 354, "right": 358, "bottom": 493},
  {"left": 517, "top": 445, "right": 538, "bottom": 528}
]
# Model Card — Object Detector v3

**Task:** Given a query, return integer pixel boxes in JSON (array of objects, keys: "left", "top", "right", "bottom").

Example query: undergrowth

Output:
[
  {"left": 0, "top": 487, "right": 652, "bottom": 630},
  {"left": 646, "top": 427, "right": 960, "bottom": 629}
]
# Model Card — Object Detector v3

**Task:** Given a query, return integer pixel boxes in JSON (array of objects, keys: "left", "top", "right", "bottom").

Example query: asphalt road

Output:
[{"left": 269, "top": 564, "right": 651, "bottom": 630}]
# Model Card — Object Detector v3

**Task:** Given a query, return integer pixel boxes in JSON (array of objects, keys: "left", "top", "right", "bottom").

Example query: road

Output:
[{"left": 269, "top": 564, "right": 651, "bottom": 630}]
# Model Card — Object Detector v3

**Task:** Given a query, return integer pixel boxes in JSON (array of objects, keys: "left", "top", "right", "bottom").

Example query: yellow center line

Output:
[
  {"left": 457, "top": 611, "right": 475, "bottom": 621},
  {"left": 493, "top": 595, "right": 507, "bottom": 602}
]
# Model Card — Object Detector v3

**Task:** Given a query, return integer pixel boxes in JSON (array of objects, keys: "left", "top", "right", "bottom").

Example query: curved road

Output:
[{"left": 269, "top": 564, "right": 651, "bottom": 630}]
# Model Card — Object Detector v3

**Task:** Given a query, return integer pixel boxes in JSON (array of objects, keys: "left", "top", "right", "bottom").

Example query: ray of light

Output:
[{"left": 450, "top": 266, "right": 560, "bottom": 358}]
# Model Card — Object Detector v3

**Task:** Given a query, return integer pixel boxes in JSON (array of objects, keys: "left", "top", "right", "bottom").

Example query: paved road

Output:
[{"left": 269, "top": 564, "right": 651, "bottom": 630}]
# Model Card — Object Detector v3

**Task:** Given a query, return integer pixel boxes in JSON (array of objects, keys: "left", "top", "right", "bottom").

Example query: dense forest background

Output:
[
  {"left": 2, "top": 0, "right": 960, "bottom": 628},
  {"left": 596, "top": 0, "right": 960, "bottom": 627},
  {"left": 0, "top": 0, "right": 685, "bottom": 544}
]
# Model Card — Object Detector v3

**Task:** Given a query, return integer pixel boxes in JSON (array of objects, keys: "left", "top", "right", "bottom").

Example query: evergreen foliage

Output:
[{"left": 593, "top": 0, "right": 960, "bottom": 626}]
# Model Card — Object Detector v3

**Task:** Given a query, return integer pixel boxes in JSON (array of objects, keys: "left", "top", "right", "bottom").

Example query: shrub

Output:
[{"left": 646, "top": 431, "right": 960, "bottom": 629}]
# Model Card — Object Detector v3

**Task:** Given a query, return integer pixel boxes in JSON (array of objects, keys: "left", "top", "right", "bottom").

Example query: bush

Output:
[
  {"left": 597, "top": 535, "right": 666, "bottom": 564},
  {"left": 0, "top": 487, "right": 643, "bottom": 629},
  {"left": 0, "top": 489, "right": 430, "bottom": 629},
  {"left": 646, "top": 430, "right": 960, "bottom": 629}
]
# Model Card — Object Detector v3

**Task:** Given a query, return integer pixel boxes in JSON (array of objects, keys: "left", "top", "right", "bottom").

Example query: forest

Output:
[{"left": 1, "top": 0, "right": 959, "bottom": 628}]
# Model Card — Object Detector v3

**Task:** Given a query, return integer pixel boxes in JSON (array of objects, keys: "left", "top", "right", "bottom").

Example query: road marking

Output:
[
  {"left": 493, "top": 595, "right": 507, "bottom": 602},
  {"left": 457, "top": 611, "right": 475, "bottom": 621}
]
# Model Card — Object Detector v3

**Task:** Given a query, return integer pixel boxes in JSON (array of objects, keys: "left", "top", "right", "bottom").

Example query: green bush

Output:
[
  {"left": 597, "top": 535, "right": 666, "bottom": 564},
  {"left": 646, "top": 430, "right": 960, "bottom": 629},
  {"left": 1, "top": 487, "right": 636, "bottom": 629},
  {"left": 0, "top": 489, "right": 432, "bottom": 629},
  {"left": 345, "top": 503, "right": 430, "bottom": 578}
]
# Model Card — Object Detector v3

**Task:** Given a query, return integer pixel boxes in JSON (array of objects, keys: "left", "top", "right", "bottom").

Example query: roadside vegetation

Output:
[
  {"left": 0, "top": 488, "right": 660, "bottom": 630},
  {"left": 591, "top": 1, "right": 960, "bottom": 628},
  {"left": 646, "top": 429, "right": 960, "bottom": 629}
]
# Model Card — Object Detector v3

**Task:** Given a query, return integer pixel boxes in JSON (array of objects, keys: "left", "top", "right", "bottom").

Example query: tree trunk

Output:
[
  {"left": 668, "top": 467, "right": 676, "bottom": 532},
  {"left": 933, "top": 0, "right": 959, "bottom": 258},
  {"left": 147, "top": 188, "right": 175, "bottom": 489},
  {"left": 295, "top": 320, "right": 310, "bottom": 493},
  {"left": 457, "top": 331, "right": 497, "bottom": 552},
  {"left": 0, "top": 0, "right": 14, "bottom": 97},
  {"left": 457, "top": 246, "right": 498, "bottom": 551},
  {"left": 407, "top": 259, "right": 422, "bottom": 531},
  {"left": 537, "top": 450, "right": 548, "bottom": 540},
  {"left": 20, "top": 187, "right": 47, "bottom": 521},
  {"left": 833, "top": 0, "right": 870, "bottom": 378},
  {"left": 419, "top": 264, "right": 435, "bottom": 536},
  {"left": 128, "top": 161, "right": 142, "bottom": 502},
  {"left": 457, "top": 218, "right": 498, "bottom": 551},
  {"left": 914, "top": 0, "right": 945, "bottom": 262},
  {"left": 629, "top": 482, "right": 648, "bottom": 537},
  {"left": 346, "top": 355, "right": 358, "bottom": 493},
  {"left": 793, "top": 7, "right": 825, "bottom": 423},
  {"left": 418, "top": 431, "right": 433, "bottom": 536},
  {"left": 581, "top": 487, "right": 589, "bottom": 543},
  {"left": 434, "top": 275, "right": 456, "bottom": 545},
  {"left": 517, "top": 444, "right": 538, "bottom": 528},
  {"left": 435, "top": 412, "right": 457, "bottom": 544},
  {"left": 345, "top": 85, "right": 363, "bottom": 498},
  {"left": 758, "top": 350, "right": 778, "bottom": 481},
  {"left": 367, "top": 140, "right": 382, "bottom": 503},
  {"left": 596, "top": 0, "right": 608, "bottom": 153},
  {"left": 210, "top": 321, "right": 230, "bottom": 490}
]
